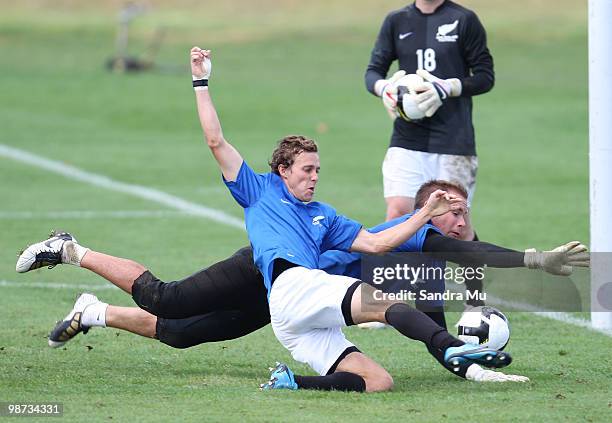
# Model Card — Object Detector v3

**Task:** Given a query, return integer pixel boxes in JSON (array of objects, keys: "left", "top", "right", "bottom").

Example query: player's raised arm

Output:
[
  {"left": 191, "top": 47, "right": 243, "bottom": 182},
  {"left": 350, "top": 190, "right": 465, "bottom": 254}
]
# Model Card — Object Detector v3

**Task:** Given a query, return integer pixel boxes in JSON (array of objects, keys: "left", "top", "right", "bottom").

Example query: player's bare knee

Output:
[
  {"left": 381, "top": 371, "right": 395, "bottom": 391},
  {"left": 365, "top": 371, "right": 394, "bottom": 393}
]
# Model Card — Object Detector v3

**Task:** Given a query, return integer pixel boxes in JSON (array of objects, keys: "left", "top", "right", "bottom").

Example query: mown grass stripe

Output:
[{"left": 0, "top": 144, "right": 245, "bottom": 230}]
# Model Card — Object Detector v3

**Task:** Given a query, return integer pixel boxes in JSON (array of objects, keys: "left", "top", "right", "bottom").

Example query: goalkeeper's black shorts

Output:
[{"left": 130, "top": 246, "right": 270, "bottom": 348}]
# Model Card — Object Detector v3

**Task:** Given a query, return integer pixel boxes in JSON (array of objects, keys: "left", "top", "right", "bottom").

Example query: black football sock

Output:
[
  {"left": 418, "top": 306, "right": 468, "bottom": 377},
  {"left": 385, "top": 303, "right": 467, "bottom": 376},
  {"left": 465, "top": 275, "right": 485, "bottom": 307},
  {"left": 421, "top": 307, "right": 448, "bottom": 329},
  {"left": 462, "top": 231, "right": 483, "bottom": 307},
  {"left": 294, "top": 372, "right": 366, "bottom": 392},
  {"left": 413, "top": 305, "right": 469, "bottom": 377},
  {"left": 465, "top": 231, "right": 485, "bottom": 306},
  {"left": 427, "top": 340, "right": 468, "bottom": 378},
  {"left": 385, "top": 303, "right": 443, "bottom": 344},
  {"left": 385, "top": 303, "right": 463, "bottom": 350}
]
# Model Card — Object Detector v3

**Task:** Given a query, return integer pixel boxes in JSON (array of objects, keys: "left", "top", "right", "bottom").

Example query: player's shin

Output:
[
  {"left": 261, "top": 363, "right": 367, "bottom": 393},
  {"left": 384, "top": 302, "right": 462, "bottom": 351},
  {"left": 382, "top": 302, "right": 486, "bottom": 377},
  {"left": 104, "top": 306, "right": 157, "bottom": 338},
  {"left": 464, "top": 276, "right": 485, "bottom": 308},
  {"left": 294, "top": 373, "right": 366, "bottom": 392}
]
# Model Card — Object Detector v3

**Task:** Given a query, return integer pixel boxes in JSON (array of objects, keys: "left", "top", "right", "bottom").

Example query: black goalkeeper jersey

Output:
[{"left": 365, "top": 1, "right": 494, "bottom": 156}]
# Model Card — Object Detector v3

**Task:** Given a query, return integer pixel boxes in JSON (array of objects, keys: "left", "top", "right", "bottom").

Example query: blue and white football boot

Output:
[
  {"left": 445, "top": 343, "right": 512, "bottom": 372},
  {"left": 259, "top": 362, "right": 298, "bottom": 391}
]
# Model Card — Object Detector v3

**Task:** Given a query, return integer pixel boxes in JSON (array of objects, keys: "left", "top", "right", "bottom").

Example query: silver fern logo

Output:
[
  {"left": 436, "top": 20, "right": 459, "bottom": 42},
  {"left": 312, "top": 215, "right": 324, "bottom": 226}
]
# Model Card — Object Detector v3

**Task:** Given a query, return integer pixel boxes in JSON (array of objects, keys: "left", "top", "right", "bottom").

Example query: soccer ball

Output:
[
  {"left": 394, "top": 74, "right": 426, "bottom": 122},
  {"left": 457, "top": 306, "right": 510, "bottom": 350}
]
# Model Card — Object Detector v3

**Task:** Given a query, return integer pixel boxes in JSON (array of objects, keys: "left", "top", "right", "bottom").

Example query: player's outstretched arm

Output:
[
  {"left": 351, "top": 190, "right": 466, "bottom": 254},
  {"left": 423, "top": 232, "right": 522, "bottom": 266},
  {"left": 423, "top": 234, "right": 590, "bottom": 276},
  {"left": 191, "top": 47, "right": 243, "bottom": 182},
  {"left": 423, "top": 231, "right": 590, "bottom": 276}
]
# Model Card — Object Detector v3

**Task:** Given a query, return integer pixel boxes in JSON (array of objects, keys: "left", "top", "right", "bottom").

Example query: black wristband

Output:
[{"left": 192, "top": 79, "right": 209, "bottom": 88}]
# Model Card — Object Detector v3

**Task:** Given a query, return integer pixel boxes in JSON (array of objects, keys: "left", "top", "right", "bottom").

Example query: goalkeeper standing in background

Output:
[{"left": 365, "top": 0, "right": 494, "bottom": 308}]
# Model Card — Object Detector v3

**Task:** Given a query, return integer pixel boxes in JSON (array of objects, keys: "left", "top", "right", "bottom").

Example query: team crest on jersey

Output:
[
  {"left": 312, "top": 215, "right": 324, "bottom": 226},
  {"left": 436, "top": 20, "right": 459, "bottom": 42}
]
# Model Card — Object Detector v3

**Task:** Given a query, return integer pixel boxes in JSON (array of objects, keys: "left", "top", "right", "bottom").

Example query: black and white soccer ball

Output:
[
  {"left": 391, "top": 73, "right": 425, "bottom": 122},
  {"left": 457, "top": 306, "right": 510, "bottom": 351},
  {"left": 394, "top": 74, "right": 426, "bottom": 122}
]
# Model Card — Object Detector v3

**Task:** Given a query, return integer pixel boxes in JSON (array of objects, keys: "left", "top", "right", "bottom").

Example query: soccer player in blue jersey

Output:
[
  {"left": 17, "top": 178, "right": 587, "bottom": 385},
  {"left": 188, "top": 47, "right": 517, "bottom": 392},
  {"left": 15, "top": 47, "right": 588, "bottom": 390}
]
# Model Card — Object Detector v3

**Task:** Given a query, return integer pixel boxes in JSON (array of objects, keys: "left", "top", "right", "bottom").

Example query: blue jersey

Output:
[
  {"left": 319, "top": 211, "right": 441, "bottom": 278},
  {"left": 225, "top": 161, "right": 362, "bottom": 293},
  {"left": 319, "top": 213, "right": 446, "bottom": 306}
]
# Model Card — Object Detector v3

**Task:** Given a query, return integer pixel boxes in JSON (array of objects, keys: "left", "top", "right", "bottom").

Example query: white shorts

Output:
[
  {"left": 382, "top": 147, "right": 478, "bottom": 204},
  {"left": 269, "top": 267, "right": 359, "bottom": 376}
]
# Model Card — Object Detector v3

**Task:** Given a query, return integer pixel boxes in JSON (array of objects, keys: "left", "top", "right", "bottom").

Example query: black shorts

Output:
[
  {"left": 130, "top": 247, "right": 271, "bottom": 347},
  {"left": 156, "top": 307, "right": 270, "bottom": 349}
]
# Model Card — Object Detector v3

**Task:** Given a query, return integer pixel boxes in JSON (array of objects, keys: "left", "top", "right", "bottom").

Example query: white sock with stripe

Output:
[{"left": 81, "top": 302, "right": 108, "bottom": 327}]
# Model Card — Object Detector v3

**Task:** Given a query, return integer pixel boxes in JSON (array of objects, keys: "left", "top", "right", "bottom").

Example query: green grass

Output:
[{"left": 0, "top": 1, "right": 610, "bottom": 421}]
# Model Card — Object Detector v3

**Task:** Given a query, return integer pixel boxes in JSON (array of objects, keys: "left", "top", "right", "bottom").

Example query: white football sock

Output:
[
  {"left": 61, "top": 241, "right": 89, "bottom": 267},
  {"left": 81, "top": 301, "right": 108, "bottom": 327}
]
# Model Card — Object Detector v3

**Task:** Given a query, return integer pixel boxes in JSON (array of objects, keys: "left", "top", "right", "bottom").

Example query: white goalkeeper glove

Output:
[
  {"left": 190, "top": 47, "right": 212, "bottom": 91},
  {"left": 374, "top": 70, "right": 406, "bottom": 120},
  {"left": 466, "top": 364, "right": 529, "bottom": 383},
  {"left": 413, "top": 69, "right": 462, "bottom": 117},
  {"left": 524, "top": 241, "right": 590, "bottom": 276}
]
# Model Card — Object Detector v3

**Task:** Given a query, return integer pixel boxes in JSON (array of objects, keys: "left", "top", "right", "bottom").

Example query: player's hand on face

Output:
[
  {"left": 423, "top": 189, "right": 467, "bottom": 217},
  {"left": 190, "top": 46, "right": 212, "bottom": 80}
]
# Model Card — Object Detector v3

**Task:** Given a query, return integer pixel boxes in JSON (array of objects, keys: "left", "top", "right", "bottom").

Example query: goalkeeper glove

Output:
[
  {"left": 524, "top": 241, "right": 590, "bottom": 276},
  {"left": 413, "top": 69, "right": 462, "bottom": 117},
  {"left": 466, "top": 364, "right": 529, "bottom": 383},
  {"left": 191, "top": 47, "right": 212, "bottom": 91},
  {"left": 374, "top": 70, "right": 406, "bottom": 120}
]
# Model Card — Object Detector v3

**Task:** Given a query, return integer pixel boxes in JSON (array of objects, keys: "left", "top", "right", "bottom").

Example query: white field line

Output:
[
  {"left": 486, "top": 295, "right": 612, "bottom": 337},
  {"left": 446, "top": 283, "right": 612, "bottom": 337},
  {"left": 0, "top": 280, "right": 119, "bottom": 291},
  {"left": 0, "top": 210, "right": 195, "bottom": 220},
  {"left": 0, "top": 144, "right": 245, "bottom": 230}
]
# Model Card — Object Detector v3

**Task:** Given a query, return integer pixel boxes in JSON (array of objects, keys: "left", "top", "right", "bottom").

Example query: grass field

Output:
[{"left": 1, "top": 1, "right": 610, "bottom": 421}]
